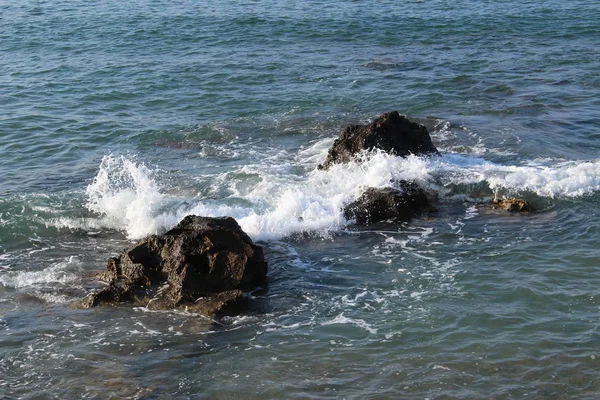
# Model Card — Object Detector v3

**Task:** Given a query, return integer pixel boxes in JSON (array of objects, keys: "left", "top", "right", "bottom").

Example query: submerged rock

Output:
[
  {"left": 491, "top": 198, "right": 534, "bottom": 213},
  {"left": 77, "top": 216, "right": 267, "bottom": 316},
  {"left": 343, "top": 181, "right": 433, "bottom": 225},
  {"left": 319, "top": 111, "right": 439, "bottom": 169}
]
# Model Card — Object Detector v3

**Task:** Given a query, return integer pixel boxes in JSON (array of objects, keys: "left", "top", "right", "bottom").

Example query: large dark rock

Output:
[
  {"left": 77, "top": 216, "right": 267, "bottom": 316},
  {"left": 319, "top": 111, "right": 439, "bottom": 169},
  {"left": 343, "top": 181, "right": 433, "bottom": 225}
]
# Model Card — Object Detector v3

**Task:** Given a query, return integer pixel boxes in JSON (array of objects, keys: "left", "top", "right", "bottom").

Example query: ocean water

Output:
[{"left": 1, "top": 0, "right": 599, "bottom": 398}]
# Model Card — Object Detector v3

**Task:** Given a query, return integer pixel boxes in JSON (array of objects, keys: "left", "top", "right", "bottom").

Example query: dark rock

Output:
[
  {"left": 319, "top": 111, "right": 439, "bottom": 169},
  {"left": 492, "top": 198, "right": 534, "bottom": 213},
  {"left": 177, "top": 289, "right": 248, "bottom": 316},
  {"left": 77, "top": 216, "right": 267, "bottom": 316},
  {"left": 343, "top": 181, "right": 432, "bottom": 225}
]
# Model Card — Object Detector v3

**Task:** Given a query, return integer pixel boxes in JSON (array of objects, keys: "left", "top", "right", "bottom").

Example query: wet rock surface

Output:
[
  {"left": 491, "top": 198, "right": 534, "bottom": 212},
  {"left": 77, "top": 216, "right": 267, "bottom": 316},
  {"left": 343, "top": 181, "right": 433, "bottom": 225}
]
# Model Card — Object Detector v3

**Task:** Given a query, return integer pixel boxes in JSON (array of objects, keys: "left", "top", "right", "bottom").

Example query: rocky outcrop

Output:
[
  {"left": 491, "top": 198, "right": 534, "bottom": 213},
  {"left": 343, "top": 181, "right": 433, "bottom": 225},
  {"left": 319, "top": 111, "right": 439, "bottom": 225},
  {"left": 319, "top": 111, "right": 439, "bottom": 169},
  {"left": 77, "top": 216, "right": 267, "bottom": 316}
]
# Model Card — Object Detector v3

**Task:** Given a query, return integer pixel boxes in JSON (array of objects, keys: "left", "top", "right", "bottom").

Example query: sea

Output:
[{"left": 1, "top": 1, "right": 599, "bottom": 398}]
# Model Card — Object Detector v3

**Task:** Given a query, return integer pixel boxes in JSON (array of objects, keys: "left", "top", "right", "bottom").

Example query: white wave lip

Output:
[{"left": 82, "top": 149, "right": 600, "bottom": 241}]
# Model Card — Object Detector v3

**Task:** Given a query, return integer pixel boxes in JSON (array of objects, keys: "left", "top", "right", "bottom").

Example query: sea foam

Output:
[
  {"left": 0, "top": 256, "right": 81, "bottom": 293},
  {"left": 424, "top": 154, "right": 600, "bottom": 198},
  {"left": 83, "top": 150, "right": 600, "bottom": 241}
]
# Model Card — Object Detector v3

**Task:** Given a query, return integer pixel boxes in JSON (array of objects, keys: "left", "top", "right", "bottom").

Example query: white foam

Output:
[
  {"left": 51, "top": 217, "right": 104, "bottom": 232},
  {"left": 426, "top": 155, "right": 600, "bottom": 198},
  {"left": 81, "top": 149, "right": 600, "bottom": 241},
  {"left": 85, "top": 155, "right": 166, "bottom": 239},
  {"left": 34, "top": 293, "right": 72, "bottom": 304},
  {"left": 0, "top": 257, "right": 80, "bottom": 289},
  {"left": 81, "top": 151, "right": 433, "bottom": 240},
  {"left": 483, "top": 160, "right": 600, "bottom": 197},
  {"left": 322, "top": 313, "right": 377, "bottom": 334}
]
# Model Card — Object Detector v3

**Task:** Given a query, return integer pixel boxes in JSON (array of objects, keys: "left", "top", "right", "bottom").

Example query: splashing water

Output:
[
  {"left": 82, "top": 149, "right": 600, "bottom": 241},
  {"left": 85, "top": 155, "right": 167, "bottom": 239}
]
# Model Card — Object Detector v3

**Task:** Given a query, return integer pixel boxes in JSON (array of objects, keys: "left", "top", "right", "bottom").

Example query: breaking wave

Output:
[{"left": 79, "top": 148, "right": 600, "bottom": 241}]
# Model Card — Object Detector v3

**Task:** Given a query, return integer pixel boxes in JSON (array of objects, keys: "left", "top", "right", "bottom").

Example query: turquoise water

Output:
[{"left": 1, "top": 1, "right": 600, "bottom": 398}]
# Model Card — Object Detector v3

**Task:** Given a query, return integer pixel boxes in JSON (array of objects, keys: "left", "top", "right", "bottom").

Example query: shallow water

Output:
[{"left": 1, "top": 1, "right": 600, "bottom": 398}]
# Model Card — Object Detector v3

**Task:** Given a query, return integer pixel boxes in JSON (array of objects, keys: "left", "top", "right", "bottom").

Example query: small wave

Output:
[{"left": 0, "top": 256, "right": 81, "bottom": 290}]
